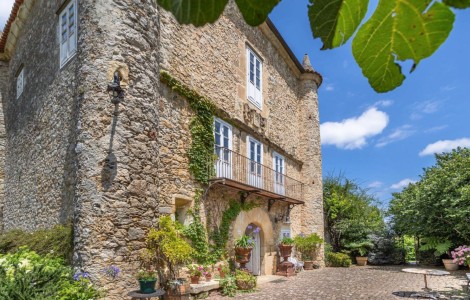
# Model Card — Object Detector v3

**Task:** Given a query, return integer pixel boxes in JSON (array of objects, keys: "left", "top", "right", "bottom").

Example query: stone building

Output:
[{"left": 0, "top": 0, "right": 323, "bottom": 297}]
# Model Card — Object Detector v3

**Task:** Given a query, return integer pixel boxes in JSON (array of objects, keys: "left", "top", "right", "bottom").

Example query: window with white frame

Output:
[
  {"left": 273, "top": 152, "right": 285, "bottom": 195},
  {"left": 16, "top": 67, "right": 24, "bottom": 99},
  {"left": 214, "top": 118, "right": 232, "bottom": 178},
  {"left": 246, "top": 47, "right": 262, "bottom": 109},
  {"left": 59, "top": 0, "right": 77, "bottom": 67},
  {"left": 247, "top": 136, "right": 263, "bottom": 188}
]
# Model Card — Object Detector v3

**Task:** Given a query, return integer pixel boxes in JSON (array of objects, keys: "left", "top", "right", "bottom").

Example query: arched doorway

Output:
[{"left": 245, "top": 223, "right": 262, "bottom": 276}]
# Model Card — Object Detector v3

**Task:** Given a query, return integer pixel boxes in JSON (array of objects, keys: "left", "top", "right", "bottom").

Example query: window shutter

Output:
[
  {"left": 246, "top": 49, "right": 256, "bottom": 103},
  {"left": 59, "top": 11, "right": 68, "bottom": 65},
  {"left": 68, "top": 3, "right": 77, "bottom": 57}
]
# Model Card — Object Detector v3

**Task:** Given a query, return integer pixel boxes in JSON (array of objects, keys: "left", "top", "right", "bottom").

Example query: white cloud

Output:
[
  {"left": 368, "top": 181, "right": 383, "bottom": 188},
  {"left": 390, "top": 179, "right": 416, "bottom": 190},
  {"left": 320, "top": 108, "right": 389, "bottom": 150},
  {"left": 0, "top": 0, "right": 14, "bottom": 31},
  {"left": 419, "top": 138, "right": 470, "bottom": 156},
  {"left": 374, "top": 100, "right": 394, "bottom": 108},
  {"left": 410, "top": 100, "right": 441, "bottom": 120},
  {"left": 325, "top": 83, "right": 334, "bottom": 91},
  {"left": 440, "top": 84, "right": 456, "bottom": 92},
  {"left": 376, "top": 125, "right": 415, "bottom": 147},
  {"left": 424, "top": 125, "right": 448, "bottom": 133}
]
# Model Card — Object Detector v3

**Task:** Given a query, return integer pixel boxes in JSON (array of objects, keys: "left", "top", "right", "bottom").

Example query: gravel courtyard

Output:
[{"left": 208, "top": 266, "right": 470, "bottom": 300}]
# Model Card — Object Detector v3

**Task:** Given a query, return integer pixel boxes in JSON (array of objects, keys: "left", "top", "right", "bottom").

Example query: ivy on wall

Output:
[
  {"left": 160, "top": 70, "right": 216, "bottom": 184},
  {"left": 160, "top": 71, "right": 258, "bottom": 263}
]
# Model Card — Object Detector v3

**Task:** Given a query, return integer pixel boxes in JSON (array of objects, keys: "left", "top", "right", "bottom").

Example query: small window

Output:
[
  {"left": 16, "top": 68, "right": 24, "bottom": 99},
  {"left": 246, "top": 47, "right": 262, "bottom": 109},
  {"left": 59, "top": 0, "right": 78, "bottom": 67}
]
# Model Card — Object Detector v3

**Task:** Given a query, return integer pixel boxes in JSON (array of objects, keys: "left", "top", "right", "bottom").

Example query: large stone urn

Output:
[
  {"left": 235, "top": 247, "right": 252, "bottom": 271},
  {"left": 276, "top": 245, "right": 296, "bottom": 277}
]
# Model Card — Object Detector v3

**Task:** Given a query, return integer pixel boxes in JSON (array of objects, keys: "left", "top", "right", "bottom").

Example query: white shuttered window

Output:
[
  {"left": 246, "top": 47, "right": 262, "bottom": 109},
  {"left": 16, "top": 68, "right": 24, "bottom": 99},
  {"left": 59, "top": 0, "right": 77, "bottom": 67}
]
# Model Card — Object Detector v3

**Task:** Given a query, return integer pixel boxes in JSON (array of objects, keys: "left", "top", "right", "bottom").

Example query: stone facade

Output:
[{"left": 0, "top": 0, "right": 323, "bottom": 298}]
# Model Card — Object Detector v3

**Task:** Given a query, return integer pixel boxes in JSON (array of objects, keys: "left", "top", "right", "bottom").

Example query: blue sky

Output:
[
  {"left": 1, "top": 1, "right": 469, "bottom": 207},
  {"left": 270, "top": 0, "right": 470, "bottom": 206}
]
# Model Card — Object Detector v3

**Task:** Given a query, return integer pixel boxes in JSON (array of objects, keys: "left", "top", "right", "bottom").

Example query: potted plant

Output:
[
  {"left": 136, "top": 269, "right": 158, "bottom": 294},
  {"left": 293, "top": 233, "right": 323, "bottom": 270},
  {"left": 346, "top": 240, "right": 374, "bottom": 266},
  {"left": 451, "top": 245, "right": 470, "bottom": 269},
  {"left": 278, "top": 237, "right": 295, "bottom": 257},
  {"left": 187, "top": 264, "right": 203, "bottom": 284},
  {"left": 419, "top": 238, "right": 456, "bottom": 271},
  {"left": 217, "top": 261, "right": 230, "bottom": 278},
  {"left": 234, "top": 270, "right": 257, "bottom": 291},
  {"left": 234, "top": 234, "right": 255, "bottom": 270},
  {"left": 203, "top": 265, "right": 213, "bottom": 282}
]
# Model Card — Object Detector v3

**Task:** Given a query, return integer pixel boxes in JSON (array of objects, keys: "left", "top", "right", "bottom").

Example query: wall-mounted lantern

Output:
[{"left": 107, "top": 72, "right": 124, "bottom": 104}]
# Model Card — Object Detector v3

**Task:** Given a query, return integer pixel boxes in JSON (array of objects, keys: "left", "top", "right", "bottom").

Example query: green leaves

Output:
[
  {"left": 308, "top": 0, "right": 369, "bottom": 49},
  {"left": 156, "top": 0, "right": 229, "bottom": 26},
  {"left": 444, "top": 0, "right": 470, "bottom": 8},
  {"left": 235, "top": 0, "right": 281, "bottom": 26},
  {"left": 157, "top": 0, "right": 279, "bottom": 26},
  {"left": 352, "top": 0, "right": 454, "bottom": 92}
]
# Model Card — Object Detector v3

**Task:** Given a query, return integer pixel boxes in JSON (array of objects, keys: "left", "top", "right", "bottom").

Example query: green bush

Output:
[
  {"left": 0, "top": 248, "right": 101, "bottom": 300},
  {"left": 326, "top": 252, "right": 352, "bottom": 267},
  {"left": 0, "top": 224, "right": 73, "bottom": 263},
  {"left": 220, "top": 274, "right": 237, "bottom": 297}
]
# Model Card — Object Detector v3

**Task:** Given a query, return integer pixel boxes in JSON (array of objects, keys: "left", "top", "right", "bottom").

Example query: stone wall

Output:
[
  {"left": 2, "top": 0, "right": 79, "bottom": 231},
  {"left": 0, "top": 60, "right": 8, "bottom": 232},
  {"left": 158, "top": 2, "right": 322, "bottom": 239},
  {"left": 72, "top": 0, "right": 161, "bottom": 297}
]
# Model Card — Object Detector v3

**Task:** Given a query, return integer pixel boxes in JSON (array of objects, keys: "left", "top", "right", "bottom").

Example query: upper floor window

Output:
[
  {"left": 214, "top": 118, "right": 232, "bottom": 178},
  {"left": 16, "top": 67, "right": 24, "bottom": 99},
  {"left": 273, "top": 152, "right": 285, "bottom": 195},
  {"left": 246, "top": 47, "right": 262, "bottom": 109},
  {"left": 59, "top": 0, "right": 77, "bottom": 68}
]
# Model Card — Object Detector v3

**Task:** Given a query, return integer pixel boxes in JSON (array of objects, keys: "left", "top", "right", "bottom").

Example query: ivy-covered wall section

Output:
[{"left": 160, "top": 70, "right": 216, "bottom": 185}]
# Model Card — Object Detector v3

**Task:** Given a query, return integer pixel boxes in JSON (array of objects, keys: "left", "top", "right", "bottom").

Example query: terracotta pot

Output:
[
  {"left": 205, "top": 274, "right": 212, "bottom": 282},
  {"left": 278, "top": 245, "right": 293, "bottom": 258},
  {"left": 235, "top": 247, "right": 252, "bottom": 270},
  {"left": 356, "top": 256, "right": 368, "bottom": 266},
  {"left": 304, "top": 261, "right": 314, "bottom": 270},
  {"left": 442, "top": 259, "right": 459, "bottom": 271},
  {"left": 190, "top": 275, "right": 200, "bottom": 284}
]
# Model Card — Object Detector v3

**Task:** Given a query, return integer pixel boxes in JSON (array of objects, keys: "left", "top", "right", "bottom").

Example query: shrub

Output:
[
  {"left": 293, "top": 233, "right": 323, "bottom": 260},
  {"left": 326, "top": 252, "right": 351, "bottom": 267},
  {"left": 235, "top": 270, "right": 257, "bottom": 291},
  {"left": 220, "top": 274, "right": 237, "bottom": 297},
  {"left": 0, "top": 223, "right": 73, "bottom": 263},
  {"left": 0, "top": 248, "right": 101, "bottom": 299}
]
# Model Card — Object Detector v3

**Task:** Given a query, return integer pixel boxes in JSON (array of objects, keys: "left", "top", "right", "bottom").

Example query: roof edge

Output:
[{"left": 0, "top": 0, "right": 24, "bottom": 54}]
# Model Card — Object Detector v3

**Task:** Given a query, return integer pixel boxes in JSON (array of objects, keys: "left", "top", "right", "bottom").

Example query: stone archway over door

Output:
[{"left": 232, "top": 207, "right": 274, "bottom": 275}]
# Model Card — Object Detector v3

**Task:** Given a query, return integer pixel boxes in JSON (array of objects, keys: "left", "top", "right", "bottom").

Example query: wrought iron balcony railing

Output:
[{"left": 209, "top": 146, "right": 304, "bottom": 202}]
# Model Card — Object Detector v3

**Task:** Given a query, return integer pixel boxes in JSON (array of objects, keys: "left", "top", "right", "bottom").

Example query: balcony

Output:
[{"left": 209, "top": 146, "right": 304, "bottom": 204}]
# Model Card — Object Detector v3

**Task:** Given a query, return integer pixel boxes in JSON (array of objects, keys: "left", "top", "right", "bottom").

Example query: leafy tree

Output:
[
  {"left": 323, "top": 175, "right": 385, "bottom": 252},
  {"left": 156, "top": 0, "right": 469, "bottom": 93},
  {"left": 389, "top": 147, "right": 470, "bottom": 246}
]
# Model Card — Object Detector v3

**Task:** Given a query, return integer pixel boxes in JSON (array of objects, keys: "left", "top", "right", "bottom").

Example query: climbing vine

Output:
[
  {"left": 160, "top": 70, "right": 216, "bottom": 184},
  {"left": 210, "top": 199, "right": 258, "bottom": 251},
  {"left": 160, "top": 71, "right": 258, "bottom": 263}
]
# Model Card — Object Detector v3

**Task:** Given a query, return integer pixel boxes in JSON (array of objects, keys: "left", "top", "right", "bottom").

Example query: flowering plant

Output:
[
  {"left": 235, "top": 225, "right": 260, "bottom": 248},
  {"left": 451, "top": 245, "right": 470, "bottom": 266},
  {"left": 101, "top": 265, "right": 120, "bottom": 279},
  {"left": 187, "top": 264, "right": 203, "bottom": 277}
]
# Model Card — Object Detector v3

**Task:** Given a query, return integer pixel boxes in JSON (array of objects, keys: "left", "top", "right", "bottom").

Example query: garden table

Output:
[
  {"left": 402, "top": 268, "right": 449, "bottom": 299},
  {"left": 128, "top": 289, "right": 165, "bottom": 300}
]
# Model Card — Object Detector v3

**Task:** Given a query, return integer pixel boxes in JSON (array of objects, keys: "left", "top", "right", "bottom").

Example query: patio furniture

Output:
[
  {"left": 288, "top": 257, "right": 304, "bottom": 272},
  {"left": 402, "top": 268, "right": 449, "bottom": 299},
  {"left": 128, "top": 289, "right": 165, "bottom": 300}
]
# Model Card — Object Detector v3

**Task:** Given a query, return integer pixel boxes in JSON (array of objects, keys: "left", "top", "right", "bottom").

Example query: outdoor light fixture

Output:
[{"left": 107, "top": 71, "right": 124, "bottom": 104}]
